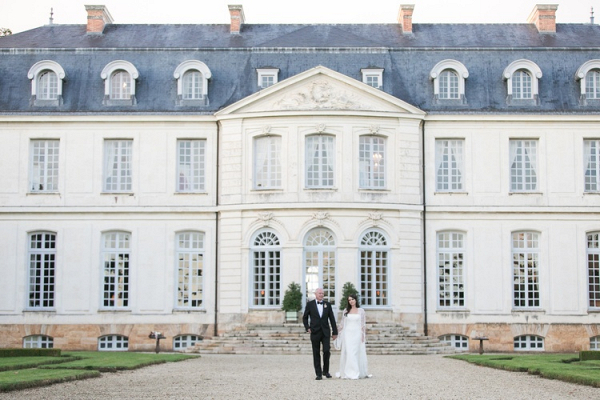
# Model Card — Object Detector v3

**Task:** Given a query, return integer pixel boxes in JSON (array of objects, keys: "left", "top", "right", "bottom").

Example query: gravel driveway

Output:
[{"left": 1, "top": 354, "right": 598, "bottom": 399}]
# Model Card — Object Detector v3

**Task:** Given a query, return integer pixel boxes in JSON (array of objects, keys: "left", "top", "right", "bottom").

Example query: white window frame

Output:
[
  {"left": 29, "top": 139, "right": 59, "bottom": 193},
  {"left": 361, "top": 68, "right": 383, "bottom": 89},
  {"left": 437, "top": 232, "right": 465, "bottom": 309},
  {"left": 576, "top": 60, "right": 600, "bottom": 101},
  {"left": 257, "top": 68, "right": 279, "bottom": 88},
  {"left": 305, "top": 135, "right": 335, "bottom": 188},
  {"left": 584, "top": 140, "right": 600, "bottom": 192},
  {"left": 430, "top": 60, "right": 468, "bottom": 101},
  {"left": 101, "top": 60, "right": 138, "bottom": 105},
  {"left": 510, "top": 139, "right": 538, "bottom": 192},
  {"left": 435, "top": 139, "right": 464, "bottom": 192},
  {"left": 101, "top": 231, "right": 131, "bottom": 310},
  {"left": 514, "top": 335, "right": 544, "bottom": 351},
  {"left": 23, "top": 335, "right": 54, "bottom": 348},
  {"left": 512, "top": 231, "right": 540, "bottom": 309},
  {"left": 359, "top": 230, "right": 389, "bottom": 307},
  {"left": 439, "top": 334, "right": 469, "bottom": 351},
  {"left": 503, "top": 59, "right": 542, "bottom": 102},
  {"left": 103, "top": 139, "right": 133, "bottom": 193},
  {"left": 250, "top": 230, "right": 281, "bottom": 308},
  {"left": 174, "top": 60, "right": 212, "bottom": 105},
  {"left": 98, "top": 335, "right": 129, "bottom": 351},
  {"left": 27, "top": 60, "right": 65, "bottom": 106},
  {"left": 173, "top": 334, "right": 201, "bottom": 351},
  {"left": 591, "top": 335, "right": 600, "bottom": 350},
  {"left": 359, "top": 135, "right": 386, "bottom": 189},
  {"left": 304, "top": 228, "right": 336, "bottom": 305},
  {"left": 177, "top": 139, "right": 206, "bottom": 193},
  {"left": 254, "top": 135, "right": 282, "bottom": 190},
  {"left": 27, "top": 232, "right": 56, "bottom": 309},
  {"left": 175, "top": 232, "right": 205, "bottom": 309},
  {"left": 588, "top": 232, "right": 600, "bottom": 310}
]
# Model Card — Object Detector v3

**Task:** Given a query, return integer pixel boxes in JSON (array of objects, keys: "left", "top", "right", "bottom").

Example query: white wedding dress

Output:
[{"left": 336, "top": 308, "right": 370, "bottom": 379}]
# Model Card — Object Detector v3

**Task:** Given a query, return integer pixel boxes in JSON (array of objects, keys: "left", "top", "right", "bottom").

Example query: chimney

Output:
[
  {"left": 228, "top": 4, "right": 245, "bottom": 34},
  {"left": 398, "top": 4, "right": 415, "bottom": 34},
  {"left": 527, "top": 4, "right": 558, "bottom": 33},
  {"left": 85, "top": 5, "right": 114, "bottom": 34}
]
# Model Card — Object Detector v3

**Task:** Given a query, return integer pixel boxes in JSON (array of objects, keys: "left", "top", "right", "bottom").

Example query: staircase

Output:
[{"left": 189, "top": 323, "right": 456, "bottom": 355}]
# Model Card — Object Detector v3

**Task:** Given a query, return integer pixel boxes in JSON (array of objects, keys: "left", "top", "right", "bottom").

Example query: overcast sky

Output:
[{"left": 1, "top": 0, "right": 598, "bottom": 34}]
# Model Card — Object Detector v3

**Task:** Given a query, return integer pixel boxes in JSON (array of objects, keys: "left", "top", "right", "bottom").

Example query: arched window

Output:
[
  {"left": 304, "top": 228, "right": 336, "bottom": 304},
  {"left": 514, "top": 335, "right": 544, "bottom": 351},
  {"left": 28, "top": 232, "right": 56, "bottom": 309},
  {"left": 588, "top": 232, "right": 600, "bottom": 309},
  {"left": 430, "top": 60, "right": 468, "bottom": 103},
  {"left": 101, "top": 60, "right": 138, "bottom": 105},
  {"left": 101, "top": 231, "right": 131, "bottom": 309},
  {"left": 437, "top": 232, "right": 465, "bottom": 308},
  {"left": 512, "top": 231, "right": 540, "bottom": 308},
  {"left": 27, "top": 60, "right": 65, "bottom": 106},
  {"left": 503, "top": 59, "right": 542, "bottom": 104},
  {"left": 98, "top": 334, "right": 128, "bottom": 351},
  {"left": 176, "top": 232, "right": 205, "bottom": 309},
  {"left": 359, "top": 230, "right": 389, "bottom": 307},
  {"left": 174, "top": 60, "right": 212, "bottom": 106},
  {"left": 586, "top": 70, "right": 600, "bottom": 99},
  {"left": 576, "top": 60, "right": 600, "bottom": 105},
  {"left": 23, "top": 335, "right": 54, "bottom": 349},
  {"left": 250, "top": 230, "right": 281, "bottom": 307}
]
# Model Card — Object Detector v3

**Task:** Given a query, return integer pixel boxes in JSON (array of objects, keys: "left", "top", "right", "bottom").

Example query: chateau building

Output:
[{"left": 1, "top": 3, "right": 599, "bottom": 352}]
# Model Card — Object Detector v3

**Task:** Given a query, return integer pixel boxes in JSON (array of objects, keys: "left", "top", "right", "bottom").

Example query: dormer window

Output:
[
  {"left": 174, "top": 60, "right": 212, "bottom": 106},
  {"left": 503, "top": 59, "right": 542, "bottom": 105},
  {"left": 361, "top": 68, "right": 383, "bottom": 89},
  {"left": 430, "top": 60, "right": 468, "bottom": 104},
  {"left": 101, "top": 60, "right": 138, "bottom": 106},
  {"left": 576, "top": 60, "right": 600, "bottom": 105},
  {"left": 257, "top": 68, "right": 279, "bottom": 89},
  {"left": 27, "top": 60, "right": 65, "bottom": 107}
]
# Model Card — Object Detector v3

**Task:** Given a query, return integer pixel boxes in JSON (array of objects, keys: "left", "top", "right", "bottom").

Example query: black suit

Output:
[{"left": 303, "top": 299, "right": 338, "bottom": 378}]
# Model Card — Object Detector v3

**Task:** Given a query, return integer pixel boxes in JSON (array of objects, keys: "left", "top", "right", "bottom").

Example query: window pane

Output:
[
  {"left": 37, "top": 71, "right": 58, "bottom": 100},
  {"left": 512, "top": 70, "right": 532, "bottom": 99},
  {"left": 251, "top": 232, "right": 281, "bottom": 307},
  {"left": 30, "top": 140, "right": 59, "bottom": 192},
  {"left": 359, "top": 231, "right": 388, "bottom": 306},
  {"left": 177, "top": 140, "right": 206, "bottom": 192},
  {"left": 176, "top": 232, "right": 204, "bottom": 308},
  {"left": 182, "top": 70, "right": 203, "bottom": 99},
  {"left": 306, "top": 135, "right": 335, "bottom": 188},
  {"left": 439, "top": 70, "right": 459, "bottom": 99},
  {"left": 584, "top": 140, "right": 600, "bottom": 192},
  {"left": 359, "top": 136, "right": 386, "bottom": 189},
  {"left": 435, "top": 139, "right": 463, "bottom": 191},
  {"left": 104, "top": 140, "right": 132, "bottom": 192},
  {"left": 102, "top": 232, "right": 130, "bottom": 308},
  {"left": 254, "top": 136, "right": 281, "bottom": 189},
  {"left": 437, "top": 232, "right": 465, "bottom": 308},
  {"left": 512, "top": 232, "right": 540, "bottom": 308},
  {"left": 510, "top": 140, "right": 537, "bottom": 192},
  {"left": 110, "top": 70, "right": 131, "bottom": 100}
]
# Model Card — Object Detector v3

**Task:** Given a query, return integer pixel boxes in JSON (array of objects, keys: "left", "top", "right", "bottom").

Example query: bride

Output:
[{"left": 336, "top": 293, "right": 370, "bottom": 379}]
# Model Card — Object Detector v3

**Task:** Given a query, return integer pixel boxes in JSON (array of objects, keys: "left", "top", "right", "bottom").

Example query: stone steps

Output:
[{"left": 189, "top": 323, "right": 456, "bottom": 355}]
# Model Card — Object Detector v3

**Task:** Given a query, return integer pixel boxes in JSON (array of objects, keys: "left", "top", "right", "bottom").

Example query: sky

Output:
[{"left": 1, "top": 0, "right": 599, "bottom": 34}]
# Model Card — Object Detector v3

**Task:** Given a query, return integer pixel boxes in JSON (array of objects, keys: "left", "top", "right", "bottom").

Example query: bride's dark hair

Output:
[{"left": 344, "top": 293, "right": 360, "bottom": 316}]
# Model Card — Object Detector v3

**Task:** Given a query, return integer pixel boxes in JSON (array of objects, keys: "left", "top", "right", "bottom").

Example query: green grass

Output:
[
  {"left": 448, "top": 354, "right": 600, "bottom": 388},
  {"left": 0, "top": 351, "right": 198, "bottom": 392}
]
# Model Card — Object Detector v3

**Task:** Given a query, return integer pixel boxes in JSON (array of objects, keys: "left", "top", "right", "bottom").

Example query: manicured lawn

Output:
[
  {"left": 448, "top": 354, "right": 600, "bottom": 388},
  {"left": 0, "top": 351, "right": 198, "bottom": 392}
]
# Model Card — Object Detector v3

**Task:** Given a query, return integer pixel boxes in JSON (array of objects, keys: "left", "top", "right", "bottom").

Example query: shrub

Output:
[
  {"left": 0, "top": 349, "right": 61, "bottom": 357},
  {"left": 282, "top": 282, "right": 303, "bottom": 312},
  {"left": 339, "top": 282, "right": 360, "bottom": 311}
]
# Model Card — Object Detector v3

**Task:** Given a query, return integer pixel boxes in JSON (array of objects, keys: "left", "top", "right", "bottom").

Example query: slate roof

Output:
[{"left": 1, "top": 23, "right": 600, "bottom": 114}]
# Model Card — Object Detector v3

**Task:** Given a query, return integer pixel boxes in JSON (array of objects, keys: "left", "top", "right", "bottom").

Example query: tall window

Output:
[
  {"left": 102, "top": 232, "right": 130, "bottom": 309},
  {"left": 360, "top": 230, "right": 389, "bottom": 306},
  {"left": 511, "top": 70, "right": 532, "bottom": 99},
  {"left": 30, "top": 140, "right": 59, "bottom": 192},
  {"left": 588, "top": 232, "right": 600, "bottom": 309},
  {"left": 586, "top": 70, "right": 600, "bottom": 99},
  {"left": 359, "top": 136, "right": 386, "bottom": 189},
  {"left": 437, "top": 232, "right": 465, "bottom": 308},
  {"left": 254, "top": 136, "right": 281, "bottom": 189},
  {"left": 28, "top": 232, "right": 56, "bottom": 309},
  {"left": 306, "top": 135, "right": 335, "bottom": 188},
  {"left": 584, "top": 140, "right": 600, "bottom": 192},
  {"left": 23, "top": 335, "right": 54, "bottom": 348},
  {"left": 110, "top": 70, "right": 131, "bottom": 100},
  {"left": 176, "top": 232, "right": 204, "bottom": 309},
  {"left": 439, "top": 70, "right": 459, "bottom": 99},
  {"left": 104, "top": 140, "right": 132, "bottom": 192},
  {"left": 512, "top": 232, "right": 540, "bottom": 308},
  {"left": 177, "top": 140, "right": 205, "bottom": 192},
  {"left": 37, "top": 71, "right": 58, "bottom": 100},
  {"left": 251, "top": 231, "right": 281, "bottom": 307},
  {"left": 435, "top": 139, "right": 463, "bottom": 191},
  {"left": 182, "top": 70, "right": 203, "bottom": 100},
  {"left": 510, "top": 139, "right": 537, "bottom": 192},
  {"left": 304, "top": 229, "right": 336, "bottom": 304}
]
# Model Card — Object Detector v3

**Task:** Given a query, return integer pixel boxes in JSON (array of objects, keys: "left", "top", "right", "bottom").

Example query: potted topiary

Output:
[
  {"left": 282, "top": 282, "right": 303, "bottom": 322},
  {"left": 339, "top": 282, "right": 360, "bottom": 311}
]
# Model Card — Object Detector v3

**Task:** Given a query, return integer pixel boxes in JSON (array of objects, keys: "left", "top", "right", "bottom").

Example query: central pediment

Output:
[{"left": 217, "top": 66, "right": 424, "bottom": 116}]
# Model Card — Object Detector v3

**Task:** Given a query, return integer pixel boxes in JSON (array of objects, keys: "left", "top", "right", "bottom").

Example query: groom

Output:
[{"left": 303, "top": 287, "right": 337, "bottom": 380}]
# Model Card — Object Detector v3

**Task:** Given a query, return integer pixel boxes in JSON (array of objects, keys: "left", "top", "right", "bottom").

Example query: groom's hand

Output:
[{"left": 332, "top": 335, "right": 337, "bottom": 340}]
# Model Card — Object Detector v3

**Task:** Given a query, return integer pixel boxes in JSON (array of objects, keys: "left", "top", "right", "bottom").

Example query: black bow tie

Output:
[{"left": 317, "top": 302, "right": 323, "bottom": 305}]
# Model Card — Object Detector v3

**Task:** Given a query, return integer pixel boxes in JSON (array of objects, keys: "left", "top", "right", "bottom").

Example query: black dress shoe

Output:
[
  {"left": 325, "top": 373, "right": 333, "bottom": 378},
  {"left": 315, "top": 376, "right": 322, "bottom": 380}
]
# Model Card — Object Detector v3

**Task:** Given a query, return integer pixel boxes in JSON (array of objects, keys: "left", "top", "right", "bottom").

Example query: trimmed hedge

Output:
[
  {"left": 580, "top": 351, "right": 600, "bottom": 361},
  {"left": 0, "top": 349, "right": 61, "bottom": 357}
]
